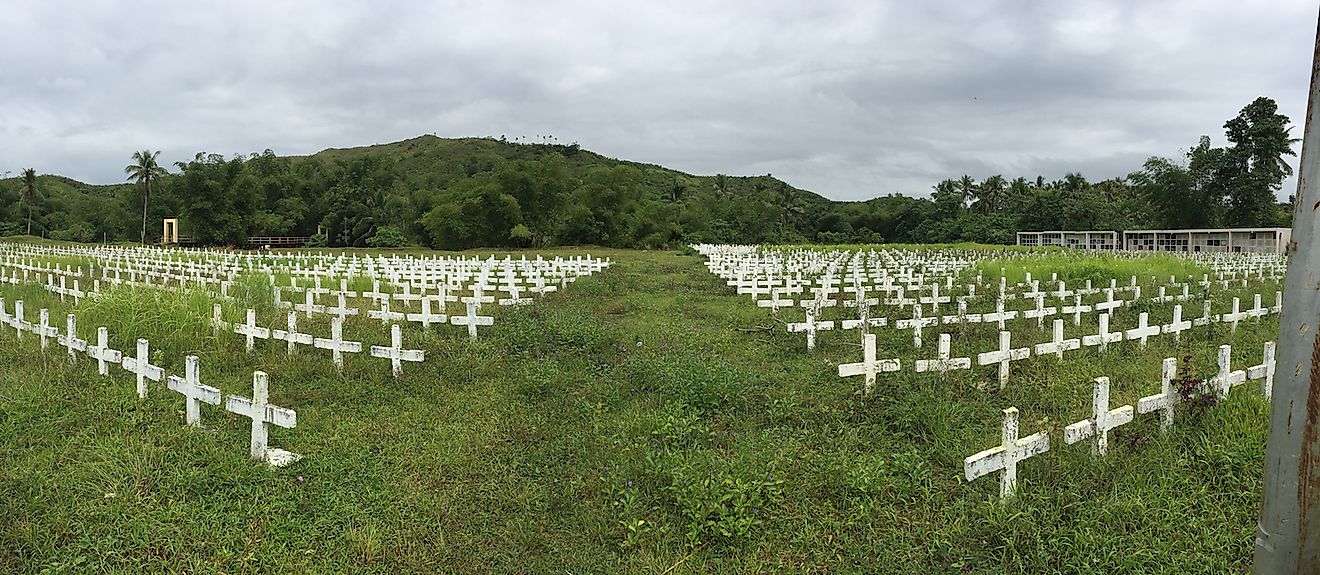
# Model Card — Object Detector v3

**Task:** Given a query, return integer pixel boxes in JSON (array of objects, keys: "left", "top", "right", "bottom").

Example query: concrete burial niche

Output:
[{"left": 162, "top": 217, "right": 180, "bottom": 244}]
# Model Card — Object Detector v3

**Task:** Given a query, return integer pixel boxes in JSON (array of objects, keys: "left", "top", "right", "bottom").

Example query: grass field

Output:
[{"left": 0, "top": 246, "right": 1277, "bottom": 574}]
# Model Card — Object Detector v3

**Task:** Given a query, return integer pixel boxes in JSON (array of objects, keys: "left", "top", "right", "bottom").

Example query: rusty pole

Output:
[{"left": 1255, "top": 8, "right": 1320, "bottom": 573}]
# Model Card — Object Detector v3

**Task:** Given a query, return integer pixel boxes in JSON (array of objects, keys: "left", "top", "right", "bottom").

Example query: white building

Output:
[
  {"left": 1015, "top": 231, "right": 1120, "bottom": 250},
  {"left": 1015, "top": 228, "right": 1292, "bottom": 254},
  {"left": 1121, "top": 228, "right": 1291, "bottom": 254}
]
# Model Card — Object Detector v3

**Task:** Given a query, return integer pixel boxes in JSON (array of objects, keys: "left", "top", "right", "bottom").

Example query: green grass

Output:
[{"left": 0, "top": 247, "right": 1276, "bottom": 573}]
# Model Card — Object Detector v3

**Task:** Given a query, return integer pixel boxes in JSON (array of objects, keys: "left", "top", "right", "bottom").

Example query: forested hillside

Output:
[{"left": 0, "top": 97, "right": 1297, "bottom": 248}]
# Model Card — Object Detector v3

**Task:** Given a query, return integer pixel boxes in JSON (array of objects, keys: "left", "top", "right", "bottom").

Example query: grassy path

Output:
[{"left": 1, "top": 249, "right": 1274, "bottom": 573}]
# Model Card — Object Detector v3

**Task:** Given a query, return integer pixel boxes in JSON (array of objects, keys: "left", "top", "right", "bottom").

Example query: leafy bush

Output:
[
  {"left": 365, "top": 226, "right": 410, "bottom": 248},
  {"left": 304, "top": 233, "right": 328, "bottom": 248}
]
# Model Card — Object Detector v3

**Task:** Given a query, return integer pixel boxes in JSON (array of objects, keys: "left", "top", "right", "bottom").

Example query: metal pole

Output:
[{"left": 1255, "top": 8, "right": 1320, "bottom": 573}]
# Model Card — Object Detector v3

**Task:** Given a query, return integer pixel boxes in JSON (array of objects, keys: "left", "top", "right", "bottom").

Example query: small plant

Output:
[
  {"left": 1175, "top": 354, "right": 1218, "bottom": 419},
  {"left": 611, "top": 480, "right": 654, "bottom": 549}
]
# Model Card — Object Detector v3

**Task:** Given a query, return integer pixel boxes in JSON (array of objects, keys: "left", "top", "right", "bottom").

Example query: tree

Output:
[
  {"left": 1221, "top": 97, "right": 1297, "bottom": 226},
  {"left": 976, "top": 175, "right": 1007, "bottom": 214},
  {"left": 19, "top": 168, "right": 39, "bottom": 235},
  {"left": 125, "top": 150, "right": 168, "bottom": 244}
]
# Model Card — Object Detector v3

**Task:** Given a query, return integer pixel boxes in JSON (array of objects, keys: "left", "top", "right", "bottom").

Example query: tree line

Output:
[{"left": 0, "top": 96, "right": 1297, "bottom": 248}]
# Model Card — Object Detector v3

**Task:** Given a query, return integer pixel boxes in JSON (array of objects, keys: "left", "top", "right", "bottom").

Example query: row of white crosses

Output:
[
  {"left": 0, "top": 298, "right": 300, "bottom": 467},
  {"left": 223, "top": 306, "right": 427, "bottom": 377},
  {"left": 964, "top": 341, "right": 1276, "bottom": 500}
]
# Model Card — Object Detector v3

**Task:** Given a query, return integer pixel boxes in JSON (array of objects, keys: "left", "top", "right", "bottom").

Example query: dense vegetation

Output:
[{"left": 0, "top": 97, "right": 1297, "bottom": 248}]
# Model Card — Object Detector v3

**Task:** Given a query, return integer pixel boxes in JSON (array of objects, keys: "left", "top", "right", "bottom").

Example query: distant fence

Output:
[{"left": 246, "top": 236, "right": 310, "bottom": 248}]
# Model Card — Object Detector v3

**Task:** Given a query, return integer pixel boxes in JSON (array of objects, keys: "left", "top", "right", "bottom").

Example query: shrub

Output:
[{"left": 365, "top": 226, "right": 410, "bottom": 248}]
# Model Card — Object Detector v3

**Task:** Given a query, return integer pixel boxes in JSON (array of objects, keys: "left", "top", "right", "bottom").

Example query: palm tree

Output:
[
  {"left": 976, "top": 175, "right": 1008, "bottom": 214},
  {"left": 19, "top": 168, "right": 39, "bottom": 235},
  {"left": 125, "top": 150, "right": 168, "bottom": 244},
  {"left": 713, "top": 173, "right": 729, "bottom": 196}
]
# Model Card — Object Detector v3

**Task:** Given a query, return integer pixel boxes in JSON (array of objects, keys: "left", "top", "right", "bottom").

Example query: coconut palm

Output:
[
  {"left": 19, "top": 168, "right": 39, "bottom": 235},
  {"left": 125, "top": 150, "right": 168, "bottom": 244}
]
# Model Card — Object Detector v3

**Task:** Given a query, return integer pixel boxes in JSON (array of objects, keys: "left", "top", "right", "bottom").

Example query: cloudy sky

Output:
[{"left": 1, "top": 0, "right": 1315, "bottom": 201}]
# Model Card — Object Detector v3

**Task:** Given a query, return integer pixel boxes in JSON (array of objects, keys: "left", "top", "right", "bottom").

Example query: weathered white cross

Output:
[
  {"left": 406, "top": 296, "right": 448, "bottom": 329},
  {"left": 234, "top": 309, "right": 272, "bottom": 353},
  {"left": 211, "top": 304, "right": 230, "bottom": 333},
  {"left": 1063, "top": 376, "right": 1134, "bottom": 456},
  {"left": 313, "top": 316, "right": 363, "bottom": 370},
  {"left": 1034, "top": 319, "right": 1080, "bottom": 361},
  {"left": 35, "top": 309, "right": 58, "bottom": 350},
  {"left": 964, "top": 407, "right": 1050, "bottom": 500},
  {"left": 295, "top": 289, "right": 327, "bottom": 318},
  {"left": 978, "top": 330, "right": 1030, "bottom": 390},
  {"left": 87, "top": 326, "right": 123, "bottom": 376},
  {"left": 1061, "top": 294, "right": 1092, "bottom": 327},
  {"left": 167, "top": 355, "right": 222, "bottom": 427},
  {"left": 11, "top": 300, "right": 27, "bottom": 338},
  {"left": 1123, "top": 312, "right": 1160, "bottom": 349},
  {"left": 121, "top": 338, "right": 165, "bottom": 399},
  {"left": 368, "top": 298, "right": 406, "bottom": 325},
  {"left": 915, "top": 333, "right": 971, "bottom": 373},
  {"left": 1137, "top": 357, "right": 1180, "bottom": 431},
  {"left": 451, "top": 301, "right": 495, "bottom": 340},
  {"left": 1094, "top": 289, "right": 1123, "bottom": 314},
  {"left": 1082, "top": 313, "right": 1122, "bottom": 353},
  {"left": 837, "top": 333, "right": 901, "bottom": 394},
  {"left": 370, "top": 324, "right": 426, "bottom": 377},
  {"left": 271, "top": 311, "right": 315, "bottom": 355},
  {"left": 1022, "top": 294, "right": 1057, "bottom": 330},
  {"left": 787, "top": 306, "right": 835, "bottom": 352},
  {"left": 1193, "top": 300, "right": 1215, "bottom": 328},
  {"left": 326, "top": 293, "right": 360, "bottom": 320},
  {"left": 226, "top": 370, "right": 300, "bottom": 466},
  {"left": 1221, "top": 297, "right": 1247, "bottom": 333},
  {"left": 1246, "top": 293, "right": 1267, "bottom": 323},
  {"left": 58, "top": 314, "right": 86, "bottom": 362},
  {"left": 1161, "top": 304, "right": 1192, "bottom": 342},
  {"left": 981, "top": 298, "right": 1018, "bottom": 331},
  {"left": 894, "top": 305, "right": 937, "bottom": 348},
  {"left": 1247, "top": 341, "right": 1277, "bottom": 399},
  {"left": 1210, "top": 344, "right": 1247, "bottom": 400}
]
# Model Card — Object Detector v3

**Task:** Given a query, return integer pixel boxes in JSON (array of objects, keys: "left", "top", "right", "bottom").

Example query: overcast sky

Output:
[{"left": 1, "top": 0, "right": 1316, "bottom": 201}]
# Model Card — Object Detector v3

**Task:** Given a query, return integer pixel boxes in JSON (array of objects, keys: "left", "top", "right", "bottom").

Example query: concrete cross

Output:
[
  {"left": 211, "top": 304, "right": 230, "bottom": 333},
  {"left": 787, "top": 305, "right": 835, "bottom": 352},
  {"left": 121, "top": 338, "right": 165, "bottom": 399},
  {"left": 226, "top": 370, "right": 300, "bottom": 466},
  {"left": 1271, "top": 291, "right": 1283, "bottom": 315},
  {"left": 58, "top": 313, "right": 86, "bottom": 362},
  {"left": 915, "top": 333, "right": 971, "bottom": 373},
  {"left": 837, "top": 333, "right": 901, "bottom": 395},
  {"left": 1211, "top": 344, "right": 1247, "bottom": 400},
  {"left": 296, "top": 289, "right": 326, "bottom": 318},
  {"left": 1034, "top": 319, "right": 1080, "bottom": 361},
  {"left": 943, "top": 299, "right": 983, "bottom": 327},
  {"left": 370, "top": 324, "right": 426, "bottom": 378},
  {"left": 964, "top": 407, "right": 1050, "bottom": 500},
  {"left": 758, "top": 288, "right": 796, "bottom": 313},
  {"left": 451, "top": 301, "right": 495, "bottom": 341},
  {"left": 1094, "top": 289, "right": 1123, "bottom": 314},
  {"left": 271, "top": 311, "right": 314, "bottom": 356},
  {"left": 1124, "top": 312, "right": 1160, "bottom": 349},
  {"left": 35, "top": 309, "right": 58, "bottom": 350},
  {"left": 1082, "top": 313, "right": 1122, "bottom": 353},
  {"left": 1137, "top": 357, "right": 1180, "bottom": 431},
  {"left": 1247, "top": 293, "right": 1267, "bottom": 323},
  {"left": 1221, "top": 297, "right": 1246, "bottom": 333},
  {"left": 1061, "top": 294, "right": 1092, "bottom": 327},
  {"left": 1193, "top": 300, "right": 1215, "bottom": 328},
  {"left": 326, "top": 293, "right": 360, "bottom": 320},
  {"left": 86, "top": 326, "right": 122, "bottom": 376},
  {"left": 919, "top": 283, "right": 950, "bottom": 316},
  {"left": 1247, "top": 341, "right": 1277, "bottom": 399},
  {"left": 461, "top": 283, "right": 496, "bottom": 310},
  {"left": 167, "top": 356, "right": 221, "bottom": 427},
  {"left": 1054, "top": 281, "right": 1073, "bottom": 302},
  {"left": 234, "top": 309, "right": 271, "bottom": 353},
  {"left": 895, "top": 305, "right": 937, "bottom": 348},
  {"left": 1160, "top": 304, "right": 1192, "bottom": 342},
  {"left": 978, "top": 330, "right": 1030, "bottom": 390},
  {"left": 11, "top": 299, "right": 27, "bottom": 338},
  {"left": 406, "top": 296, "right": 448, "bottom": 329},
  {"left": 1022, "top": 293, "right": 1057, "bottom": 330},
  {"left": 313, "top": 316, "right": 363, "bottom": 371},
  {"left": 1064, "top": 376, "right": 1134, "bottom": 456},
  {"left": 981, "top": 298, "right": 1018, "bottom": 331}
]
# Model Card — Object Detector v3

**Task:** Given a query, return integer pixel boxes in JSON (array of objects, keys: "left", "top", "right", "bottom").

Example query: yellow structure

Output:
[{"left": 162, "top": 218, "right": 180, "bottom": 244}]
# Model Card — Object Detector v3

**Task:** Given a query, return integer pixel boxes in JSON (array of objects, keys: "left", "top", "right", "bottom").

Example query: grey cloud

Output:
[{"left": 0, "top": 0, "right": 1314, "bottom": 201}]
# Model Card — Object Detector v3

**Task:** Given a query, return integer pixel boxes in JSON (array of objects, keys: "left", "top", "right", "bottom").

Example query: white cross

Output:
[
  {"left": 1161, "top": 305, "right": 1192, "bottom": 342},
  {"left": 788, "top": 305, "right": 835, "bottom": 351},
  {"left": 271, "top": 311, "right": 314, "bottom": 355},
  {"left": 1211, "top": 344, "right": 1247, "bottom": 400},
  {"left": 1193, "top": 300, "right": 1215, "bottom": 328},
  {"left": 1247, "top": 341, "right": 1277, "bottom": 399},
  {"left": 1034, "top": 319, "right": 1080, "bottom": 361},
  {"left": 370, "top": 324, "right": 426, "bottom": 377},
  {"left": 35, "top": 309, "right": 58, "bottom": 350},
  {"left": 326, "top": 293, "right": 360, "bottom": 320},
  {"left": 1247, "top": 293, "right": 1267, "bottom": 323},
  {"left": 837, "top": 333, "right": 901, "bottom": 394},
  {"left": 1062, "top": 294, "right": 1092, "bottom": 327},
  {"left": 977, "top": 330, "right": 1030, "bottom": 390},
  {"left": 167, "top": 355, "right": 221, "bottom": 427},
  {"left": 915, "top": 333, "right": 971, "bottom": 373},
  {"left": 757, "top": 289, "right": 795, "bottom": 313},
  {"left": 1063, "top": 376, "right": 1134, "bottom": 456},
  {"left": 1221, "top": 297, "right": 1246, "bottom": 332},
  {"left": 964, "top": 407, "right": 1050, "bottom": 500},
  {"left": 461, "top": 283, "right": 496, "bottom": 310},
  {"left": 1271, "top": 291, "right": 1283, "bottom": 314},
  {"left": 1138, "top": 357, "right": 1180, "bottom": 431},
  {"left": 1082, "top": 313, "right": 1122, "bottom": 353},
  {"left": 11, "top": 299, "right": 27, "bottom": 338},
  {"left": 296, "top": 289, "right": 326, "bottom": 318},
  {"left": 226, "top": 370, "right": 300, "bottom": 466},
  {"left": 919, "top": 283, "right": 950, "bottom": 315},
  {"left": 1094, "top": 289, "right": 1122, "bottom": 314},
  {"left": 121, "top": 338, "right": 165, "bottom": 399},
  {"left": 368, "top": 298, "right": 405, "bottom": 325},
  {"left": 1022, "top": 294, "right": 1056, "bottom": 330},
  {"left": 58, "top": 313, "right": 86, "bottom": 362},
  {"left": 211, "top": 304, "right": 230, "bottom": 333},
  {"left": 943, "top": 299, "right": 983, "bottom": 327},
  {"left": 1123, "top": 312, "right": 1160, "bottom": 349},
  {"left": 313, "top": 316, "right": 363, "bottom": 370},
  {"left": 894, "top": 305, "right": 937, "bottom": 348},
  {"left": 981, "top": 298, "right": 1018, "bottom": 331},
  {"left": 451, "top": 301, "right": 495, "bottom": 340},
  {"left": 406, "top": 296, "right": 448, "bottom": 329},
  {"left": 234, "top": 309, "right": 271, "bottom": 353},
  {"left": 86, "top": 326, "right": 122, "bottom": 376}
]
